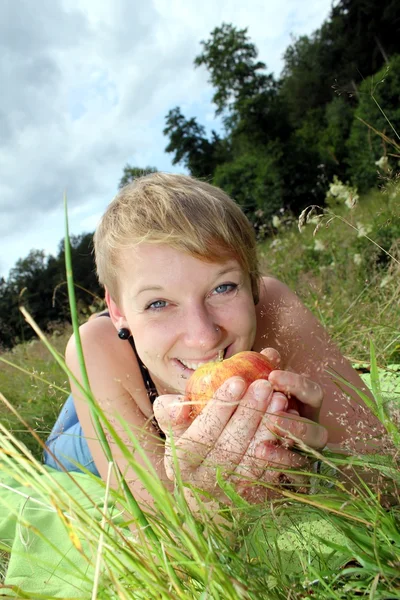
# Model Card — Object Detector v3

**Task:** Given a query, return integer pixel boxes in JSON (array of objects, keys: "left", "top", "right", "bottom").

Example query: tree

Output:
[
  {"left": 164, "top": 107, "right": 225, "bottom": 178},
  {"left": 194, "top": 23, "right": 275, "bottom": 119},
  {"left": 213, "top": 142, "right": 284, "bottom": 231},
  {"left": 119, "top": 165, "right": 157, "bottom": 188},
  {"left": 281, "top": 0, "right": 400, "bottom": 127},
  {"left": 0, "top": 234, "right": 103, "bottom": 349},
  {"left": 347, "top": 55, "right": 400, "bottom": 191},
  {"left": 6, "top": 250, "right": 57, "bottom": 345}
]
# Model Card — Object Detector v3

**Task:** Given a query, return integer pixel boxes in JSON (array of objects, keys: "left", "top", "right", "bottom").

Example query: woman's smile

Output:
[{"left": 173, "top": 346, "right": 229, "bottom": 373}]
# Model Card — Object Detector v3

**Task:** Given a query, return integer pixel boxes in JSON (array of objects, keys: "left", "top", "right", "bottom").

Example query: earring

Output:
[{"left": 118, "top": 327, "right": 130, "bottom": 340}]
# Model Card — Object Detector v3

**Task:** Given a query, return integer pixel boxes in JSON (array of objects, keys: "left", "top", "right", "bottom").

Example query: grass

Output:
[
  {"left": 0, "top": 183, "right": 399, "bottom": 598},
  {"left": 261, "top": 185, "right": 400, "bottom": 365},
  {"left": 0, "top": 328, "right": 71, "bottom": 458}
]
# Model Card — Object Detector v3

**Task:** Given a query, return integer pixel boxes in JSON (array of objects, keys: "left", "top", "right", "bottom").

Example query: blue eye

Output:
[
  {"left": 146, "top": 300, "right": 168, "bottom": 311},
  {"left": 214, "top": 283, "right": 238, "bottom": 295}
]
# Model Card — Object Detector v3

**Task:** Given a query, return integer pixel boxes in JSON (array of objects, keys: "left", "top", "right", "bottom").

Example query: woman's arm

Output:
[
  {"left": 65, "top": 316, "right": 173, "bottom": 508},
  {"left": 255, "top": 277, "right": 382, "bottom": 449}
]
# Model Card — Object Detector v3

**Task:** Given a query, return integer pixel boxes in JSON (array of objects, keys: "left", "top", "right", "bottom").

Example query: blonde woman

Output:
[{"left": 44, "top": 173, "right": 375, "bottom": 505}]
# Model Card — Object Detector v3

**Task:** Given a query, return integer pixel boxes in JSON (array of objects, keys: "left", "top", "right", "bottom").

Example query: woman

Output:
[{"left": 44, "top": 173, "right": 375, "bottom": 506}]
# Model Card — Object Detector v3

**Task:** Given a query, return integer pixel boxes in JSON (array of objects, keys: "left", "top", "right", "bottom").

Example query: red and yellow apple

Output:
[{"left": 185, "top": 350, "right": 287, "bottom": 417}]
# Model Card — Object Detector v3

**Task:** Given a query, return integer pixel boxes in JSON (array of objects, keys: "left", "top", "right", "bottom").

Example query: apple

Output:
[{"left": 186, "top": 350, "right": 276, "bottom": 417}]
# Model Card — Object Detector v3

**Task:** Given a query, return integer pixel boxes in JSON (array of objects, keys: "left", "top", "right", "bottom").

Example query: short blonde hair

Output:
[{"left": 94, "top": 173, "right": 261, "bottom": 303}]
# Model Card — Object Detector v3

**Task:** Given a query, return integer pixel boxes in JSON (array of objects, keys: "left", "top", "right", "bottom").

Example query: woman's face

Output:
[{"left": 110, "top": 243, "right": 257, "bottom": 395}]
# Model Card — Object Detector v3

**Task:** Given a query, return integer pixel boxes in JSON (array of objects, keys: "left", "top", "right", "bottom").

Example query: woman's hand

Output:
[
  {"left": 153, "top": 371, "right": 327, "bottom": 503},
  {"left": 260, "top": 346, "right": 325, "bottom": 426}
]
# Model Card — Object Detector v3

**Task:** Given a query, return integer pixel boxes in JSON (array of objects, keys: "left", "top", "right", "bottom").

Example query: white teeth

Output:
[{"left": 179, "top": 355, "right": 222, "bottom": 371}]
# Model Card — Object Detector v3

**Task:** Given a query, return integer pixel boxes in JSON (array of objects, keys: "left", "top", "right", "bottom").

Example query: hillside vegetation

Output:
[
  {"left": 1, "top": 183, "right": 399, "bottom": 598},
  {"left": 1, "top": 182, "right": 398, "bottom": 459}
]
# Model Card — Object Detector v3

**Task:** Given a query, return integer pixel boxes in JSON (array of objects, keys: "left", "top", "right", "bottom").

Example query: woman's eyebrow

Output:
[
  {"left": 217, "top": 265, "right": 241, "bottom": 276},
  {"left": 135, "top": 285, "right": 164, "bottom": 297},
  {"left": 135, "top": 265, "right": 240, "bottom": 297}
]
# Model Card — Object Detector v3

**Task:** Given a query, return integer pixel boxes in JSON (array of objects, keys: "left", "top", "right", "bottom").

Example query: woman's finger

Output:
[
  {"left": 232, "top": 442, "right": 309, "bottom": 503},
  {"left": 189, "top": 379, "right": 273, "bottom": 489},
  {"left": 265, "top": 411, "right": 328, "bottom": 449},
  {"left": 153, "top": 394, "right": 192, "bottom": 437},
  {"left": 171, "top": 376, "right": 247, "bottom": 477},
  {"left": 229, "top": 393, "right": 308, "bottom": 497},
  {"left": 260, "top": 347, "right": 282, "bottom": 369},
  {"left": 268, "top": 370, "right": 323, "bottom": 409}
]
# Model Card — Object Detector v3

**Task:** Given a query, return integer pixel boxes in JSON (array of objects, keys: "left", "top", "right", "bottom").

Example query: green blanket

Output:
[
  {"left": 0, "top": 468, "right": 116, "bottom": 598},
  {"left": 0, "top": 468, "right": 349, "bottom": 598},
  {"left": 1, "top": 368, "right": 399, "bottom": 598}
]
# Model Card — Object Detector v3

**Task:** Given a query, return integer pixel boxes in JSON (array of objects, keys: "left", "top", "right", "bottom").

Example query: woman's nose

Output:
[{"left": 182, "top": 307, "right": 221, "bottom": 349}]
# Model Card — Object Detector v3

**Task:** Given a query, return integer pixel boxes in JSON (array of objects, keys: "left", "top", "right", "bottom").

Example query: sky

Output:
[{"left": 0, "top": 0, "right": 334, "bottom": 279}]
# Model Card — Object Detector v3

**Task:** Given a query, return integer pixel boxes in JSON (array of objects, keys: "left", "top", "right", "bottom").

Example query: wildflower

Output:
[
  {"left": 272, "top": 215, "right": 281, "bottom": 228},
  {"left": 356, "top": 222, "right": 372, "bottom": 237},
  {"left": 327, "top": 175, "right": 358, "bottom": 209},
  {"left": 375, "top": 155, "right": 389, "bottom": 171},
  {"left": 353, "top": 253, "right": 362, "bottom": 265},
  {"left": 270, "top": 238, "right": 282, "bottom": 250},
  {"left": 344, "top": 193, "right": 358, "bottom": 209},
  {"left": 380, "top": 275, "right": 391, "bottom": 288},
  {"left": 314, "top": 239, "right": 325, "bottom": 251}
]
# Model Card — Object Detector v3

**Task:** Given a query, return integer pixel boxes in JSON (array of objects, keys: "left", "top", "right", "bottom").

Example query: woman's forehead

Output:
[
  {"left": 119, "top": 242, "right": 240, "bottom": 268},
  {"left": 118, "top": 243, "right": 243, "bottom": 290}
]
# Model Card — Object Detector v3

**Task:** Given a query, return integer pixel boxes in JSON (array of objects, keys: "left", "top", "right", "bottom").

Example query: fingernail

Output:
[
  {"left": 269, "top": 393, "right": 288, "bottom": 413},
  {"left": 253, "top": 380, "right": 272, "bottom": 401},
  {"left": 228, "top": 377, "right": 246, "bottom": 397}
]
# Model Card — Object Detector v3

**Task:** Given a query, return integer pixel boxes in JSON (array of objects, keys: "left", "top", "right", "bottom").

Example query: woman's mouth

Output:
[{"left": 176, "top": 347, "right": 228, "bottom": 372}]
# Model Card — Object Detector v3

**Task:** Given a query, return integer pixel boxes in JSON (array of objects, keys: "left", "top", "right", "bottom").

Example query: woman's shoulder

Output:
[
  {"left": 66, "top": 313, "right": 117, "bottom": 353},
  {"left": 258, "top": 275, "right": 297, "bottom": 306},
  {"left": 254, "top": 276, "right": 308, "bottom": 352},
  {"left": 65, "top": 313, "right": 135, "bottom": 379},
  {"left": 65, "top": 314, "right": 154, "bottom": 415}
]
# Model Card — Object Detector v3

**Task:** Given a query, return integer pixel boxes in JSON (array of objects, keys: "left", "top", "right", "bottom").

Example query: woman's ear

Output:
[{"left": 105, "top": 288, "right": 127, "bottom": 330}]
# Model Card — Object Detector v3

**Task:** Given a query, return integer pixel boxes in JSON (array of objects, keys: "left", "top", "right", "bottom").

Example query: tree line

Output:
[{"left": 1, "top": 0, "right": 399, "bottom": 350}]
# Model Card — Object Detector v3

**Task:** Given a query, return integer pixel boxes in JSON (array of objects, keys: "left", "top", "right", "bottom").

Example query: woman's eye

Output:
[
  {"left": 146, "top": 300, "right": 168, "bottom": 311},
  {"left": 213, "top": 283, "right": 238, "bottom": 295}
]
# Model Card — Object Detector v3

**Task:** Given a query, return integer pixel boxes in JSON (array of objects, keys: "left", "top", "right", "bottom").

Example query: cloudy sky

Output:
[{"left": 0, "top": 0, "right": 334, "bottom": 279}]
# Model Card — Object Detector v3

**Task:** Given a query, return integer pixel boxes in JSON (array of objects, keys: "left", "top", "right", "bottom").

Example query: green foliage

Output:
[
  {"left": 164, "top": 107, "right": 225, "bottom": 178},
  {"left": 0, "top": 233, "right": 103, "bottom": 350},
  {"left": 0, "top": 332, "right": 70, "bottom": 458},
  {"left": 347, "top": 55, "right": 400, "bottom": 191},
  {"left": 194, "top": 23, "right": 275, "bottom": 119},
  {"left": 319, "top": 97, "right": 355, "bottom": 173},
  {"left": 281, "top": 0, "right": 399, "bottom": 126},
  {"left": 162, "top": 2, "right": 400, "bottom": 227},
  {"left": 119, "top": 165, "right": 158, "bottom": 188},
  {"left": 263, "top": 185, "right": 400, "bottom": 364},
  {"left": 213, "top": 142, "right": 284, "bottom": 230},
  {"left": 281, "top": 33, "right": 334, "bottom": 124}
]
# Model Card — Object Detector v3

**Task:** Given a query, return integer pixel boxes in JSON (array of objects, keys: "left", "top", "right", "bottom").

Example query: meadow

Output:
[{"left": 0, "top": 182, "right": 399, "bottom": 598}]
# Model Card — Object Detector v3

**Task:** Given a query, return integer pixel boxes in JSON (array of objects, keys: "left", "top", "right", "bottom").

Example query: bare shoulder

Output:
[
  {"left": 258, "top": 276, "right": 301, "bottom": 307},
  {"left": 65, "top": 316, "right": 149, "bottom": 402},
  {"left": 65, "top": 314, "right": 123, "bottom": 369},
  {"left": 255, "top": 276, "right": 306, "bottom": 341},
  {"left": 254, "top": 276, "right": 331, "bottom": 366}
]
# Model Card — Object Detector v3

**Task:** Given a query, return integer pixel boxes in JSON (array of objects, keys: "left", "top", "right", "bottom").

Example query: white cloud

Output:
[{"left": 0, "top": 0, "right": 333, "bottom": 278}]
